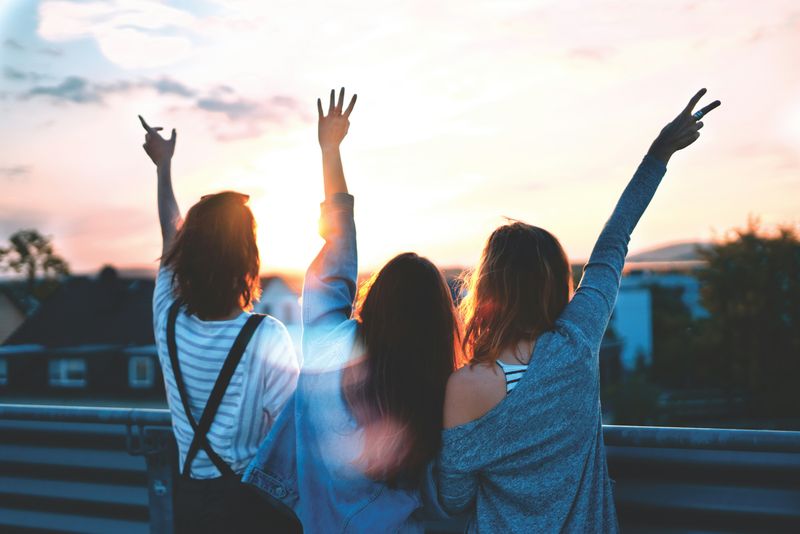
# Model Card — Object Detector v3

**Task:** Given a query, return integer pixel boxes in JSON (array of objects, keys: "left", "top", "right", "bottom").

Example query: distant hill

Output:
[{"left": 628, "top": 242, "right": 710, "bottom": 263}]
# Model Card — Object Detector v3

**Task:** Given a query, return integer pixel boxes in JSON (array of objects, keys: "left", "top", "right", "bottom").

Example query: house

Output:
[
  {"left": 0, "top": 287, "right": 28, "bottom": 345},
  {"left": 610, "top": 279, "right": 654, "bottom": 371},
  {"left": 254, "top": 275, "right": 302, "bottom": 349},
  {"left": 0, "top": 267, "right": 163, "bottom": 403},
  {"left": 610, "top": 270, "right": 709, "bottom": 372}
]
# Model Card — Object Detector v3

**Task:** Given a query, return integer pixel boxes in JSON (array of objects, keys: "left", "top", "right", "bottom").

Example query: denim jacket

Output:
[{"left": 244, "top": 193, "right": 445, "bottom": 533}]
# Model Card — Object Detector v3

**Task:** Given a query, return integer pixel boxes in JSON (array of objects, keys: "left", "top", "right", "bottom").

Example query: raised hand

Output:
[
  {"left": 317, "top": 88, "right": 357, "bottom": 151},
  {"left": 647, "top": 89, "right": 721, "bottom": 164},
  {"left": 139, "top": 115, "right": 177, "bottom": 167}
]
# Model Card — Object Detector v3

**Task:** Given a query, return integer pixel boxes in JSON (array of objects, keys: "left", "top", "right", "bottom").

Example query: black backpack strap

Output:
[
  {"left": 167, "top": 301, "right": 265, "bottom": 477},
  {"left": 181, "top": 309, "right": 266, "bottom": 477},
  {"left": 167, "top": 302, "right": 232, "bottom": 476}
]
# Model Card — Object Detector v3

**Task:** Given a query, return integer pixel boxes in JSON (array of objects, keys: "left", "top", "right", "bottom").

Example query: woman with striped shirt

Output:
[{"left": 139, "top": 115, "right": 300, "bottom": 532}]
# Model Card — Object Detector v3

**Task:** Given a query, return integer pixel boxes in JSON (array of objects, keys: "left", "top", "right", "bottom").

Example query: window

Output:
[
  {"left": 0, "top": 359, "right": 7, "bottom": 386},
  {"left": 48, "top": 359, "right": 87, "bottom": 388},
  {"left": 129, "top": 355, "right": 154, "bottom": 388}
]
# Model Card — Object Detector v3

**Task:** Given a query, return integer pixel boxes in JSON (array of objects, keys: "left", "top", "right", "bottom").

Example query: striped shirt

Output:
[
  {"left": 153, "top": 268, "right": 300, "bottom": 479},
  {"left": 496, "top": 360, "right": 529, "bottom": 393}
]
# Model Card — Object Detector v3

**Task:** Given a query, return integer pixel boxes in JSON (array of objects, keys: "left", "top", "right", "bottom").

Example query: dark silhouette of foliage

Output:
[
  {"left": 649, "top": 284, "right": 696, "bottom": 388},
  {"left": 602, "top": 371, "right": 663, "bottom": 425},
  {"left": 0, "top": 229, "right": 70, "bottom": 300},
  {"left": 696, "top": 219, "right": 800, "bottom": 419}
]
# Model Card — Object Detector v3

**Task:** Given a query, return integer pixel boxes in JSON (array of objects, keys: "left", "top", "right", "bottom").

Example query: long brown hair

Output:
[
  {"left": 343, "top": 252, "right": 462, "bottom": 485},
  {"left": 460, "top": 221, "right": 572, "bottom": 365},
  {"left": 163, "top": 191, "right": 261, "bottom": 320}
]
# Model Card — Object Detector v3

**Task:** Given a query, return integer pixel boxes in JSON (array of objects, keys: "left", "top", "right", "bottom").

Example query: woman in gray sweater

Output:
[{"left": 439, "top": 89, "right": 721, "bottom": 532}]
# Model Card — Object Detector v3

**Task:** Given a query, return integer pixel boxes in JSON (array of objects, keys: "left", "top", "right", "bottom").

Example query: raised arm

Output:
[
  {"left": 318, "top": 88, "right": 357, "bottom": 198},
  {"left": 139, "top": 115, "right": 181, "bottom": 257},
  {"left": 302, "top": 89, "right": 359, "bottom": 348},
  {"left": 560, "top": 89, "right": 721, "bottom": 347}
]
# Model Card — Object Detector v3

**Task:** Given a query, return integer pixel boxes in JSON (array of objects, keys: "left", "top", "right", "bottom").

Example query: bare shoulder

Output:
[{"left": 443, "top": 362, "right": 507, "bottom": 429}]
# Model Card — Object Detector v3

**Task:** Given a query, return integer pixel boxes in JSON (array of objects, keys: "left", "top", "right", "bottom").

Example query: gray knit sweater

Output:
[{"left": 438, "top": 155, "right": 667, "bottom": 533}]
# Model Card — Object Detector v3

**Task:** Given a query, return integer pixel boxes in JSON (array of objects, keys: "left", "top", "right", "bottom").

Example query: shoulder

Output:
[
  {"left": 254, "top": 313, "right": 288, "bottom": 336},
  {"left": 252, "top": 315, "right": 299, "bottom": 364},
  {"left": 154, "top": 267, "right": 174, "bottom": 293},
  {"left": 443, "top": 362, "right": 507, "bottom": 429},
  {"left": 152, "top": 268, "right": 176, "bottom": 328}
]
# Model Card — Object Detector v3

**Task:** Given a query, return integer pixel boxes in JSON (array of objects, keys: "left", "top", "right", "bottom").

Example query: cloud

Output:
[
  {"left": 1, "top": 39, "right": 62, "bottom": 57},
  {"left": 4, "top": 67, "right": 27, "bottom": 81},
  {"left": 197, "top": 96, "right": 262, "bottom": 120},
  {"left": 195, "top": 90, "right": 303, "bottom": 122},
  {"left": 22, "top": 76, "right": 195, "bottom": 104},
  {"left": 3, "top": 38, "right": 24, "bottom": 51},
  {"left": 38, "top": 46, "right": 63, "bottom": 56},
  {"left": 38, "top": 0, "right": 197, "bottom": 69},
  {"left": 0, "top": 211, "right": 46, "bottom": 239},
  {"left": 196, "top": 94, "right": 306, "bottom": 141},
  {"left": 26, "top": 76, "right": 103, "bottom": 103},
  {"left": 22, "top": 74, "right": 305, "bottom": 140},
  {"left": 0, "top": 166, "right": 31, "bottom": 181},
  {"left": 151, "top": 78, "right": 195, "bottom": 97},
  {"left": 3, "top": 67, "right": 47, "bottom": 82}
]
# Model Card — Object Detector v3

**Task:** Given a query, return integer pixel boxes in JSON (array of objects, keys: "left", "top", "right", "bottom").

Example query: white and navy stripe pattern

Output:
[
  {"left": 153, "top": 268, "right": 300, "bottom": 479},
  {"left": 496, "top": 360, "right": 529, "bottom": 394}
]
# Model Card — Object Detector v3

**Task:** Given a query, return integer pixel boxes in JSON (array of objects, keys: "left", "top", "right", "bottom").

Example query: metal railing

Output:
[
  {"left": 1, "top": 403, "right": 800, "bottom": 533},
  {"left": 0, "top": 404, "right": 174, "bottom": 533}
]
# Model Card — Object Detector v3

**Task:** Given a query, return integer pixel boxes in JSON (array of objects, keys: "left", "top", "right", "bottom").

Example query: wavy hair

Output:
[
  {"left": 163, "top": 191, "right": 261, "bottom": 320},
  {"left": 460, "top": 221, "right": 572, "bottom": 365}
]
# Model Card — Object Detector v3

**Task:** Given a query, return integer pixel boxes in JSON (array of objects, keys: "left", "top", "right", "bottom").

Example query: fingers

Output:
[
  {"left": 139, "top": 115, "right": 170, "bottom": 140},
  {"left": 337, "top": 87, "right": 345, "bottom": 113},
  {"left": 683, "top": 88, "right": 707, "bottom": 114},
  {"left": 696, "top": 100, "right": 721, "bottom": 119},
  {"left": 344, "top": 94, "right": 357, "bottom": 117},
  {"left": 138, "top": 114, "right": 153, "bottom": 133},
  {"left": 321, "top": 87, "right": 355, "bottom": 117},
  {"left": 170, "top": 128, "right": 177, "bottom": 144},
  {"left": 674, "top": 120, "right": 703, "bottom": 140}
]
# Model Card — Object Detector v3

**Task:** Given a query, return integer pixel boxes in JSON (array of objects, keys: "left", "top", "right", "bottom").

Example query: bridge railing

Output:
[{"left": 1, "top": 403, "right": 799, "bottom": 533}]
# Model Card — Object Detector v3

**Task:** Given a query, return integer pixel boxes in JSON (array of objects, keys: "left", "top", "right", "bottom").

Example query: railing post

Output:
[{"left": 129, "top": 424, "right": 176, "bottom": 534}]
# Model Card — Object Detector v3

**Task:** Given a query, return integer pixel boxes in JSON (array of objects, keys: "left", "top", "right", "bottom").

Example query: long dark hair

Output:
[
  {"left": 460, "top": 221, "right": 572, "bottom": 365},
  {"left": 343, "top": 252, "right": 462, "bottom": 485},
  {"left": 163, "top": 191, "right": 261, "bottom": 320}
]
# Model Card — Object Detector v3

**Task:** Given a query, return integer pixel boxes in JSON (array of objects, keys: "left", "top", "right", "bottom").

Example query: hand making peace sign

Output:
[{"left": 648, "top": 88, "right": 721, "bottom": 164}]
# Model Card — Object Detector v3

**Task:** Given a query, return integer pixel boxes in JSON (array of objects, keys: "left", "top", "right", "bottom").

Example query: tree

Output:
[
  {"left": 649, "top": 283, "right": 698, "bottom": 389},
  {"left": 697, "top": 219, "right": 800, "bottom": 420},
  {"left": 0, "top": 229, "right": 70, "bottom": 299}
]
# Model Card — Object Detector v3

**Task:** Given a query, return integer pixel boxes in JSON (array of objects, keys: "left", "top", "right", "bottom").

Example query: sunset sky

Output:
[{"left": 1, "top": 0, "right": 798, "bottom": 275}]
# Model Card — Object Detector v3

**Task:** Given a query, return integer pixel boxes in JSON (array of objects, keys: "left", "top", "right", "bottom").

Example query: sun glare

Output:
[{"left": 246, "top": 147, "right": 324, "bottom": 274}]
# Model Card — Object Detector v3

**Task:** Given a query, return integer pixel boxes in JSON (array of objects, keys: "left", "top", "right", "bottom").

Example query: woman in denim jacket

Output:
[{"left": 245, "top": 88, "right": 460, "bottom": 532}]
